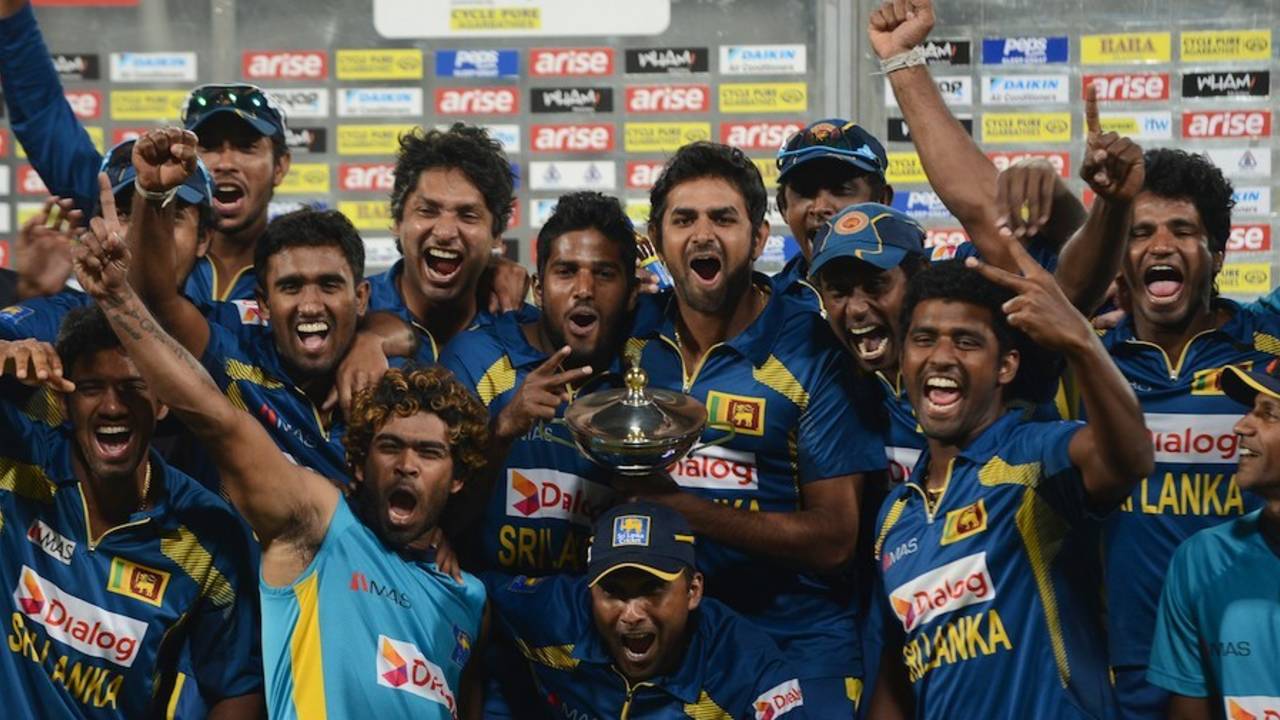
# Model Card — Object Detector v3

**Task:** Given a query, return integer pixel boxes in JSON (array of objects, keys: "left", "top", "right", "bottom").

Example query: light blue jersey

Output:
[
  {"left": 261, "top": 499, "right": 485, "bottom": 719},
  {"left": 1147, "top": 509, "right": 1280, "bottom": 719}
]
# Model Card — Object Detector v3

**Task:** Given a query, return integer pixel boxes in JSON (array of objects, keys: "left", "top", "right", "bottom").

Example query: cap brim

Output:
[
  {"left": 175, "top": 182, "right": 210, "bottom": 206},
  {"left": 587, "top": 558, "right": 687, "bottom": 587},
  {"left": 778, "top": 150, "right": 882, "bottom": 183},
  {"left": 1221, "top": 365, "right": 1280, "bottom": 407},
  {"left": 187, "top": 106, "right": 279, "bottom": 139},
  {"left": 810, "top": 244, "right": 911, "bottom": 279}
]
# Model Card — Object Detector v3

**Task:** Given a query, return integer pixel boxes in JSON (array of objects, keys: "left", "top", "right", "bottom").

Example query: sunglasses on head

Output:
[
  {"left": 776, "top": 123, "right": 884, "bottom": 172},
  {"left": 181, "top": 84, "right": 284, "bottom": 126}
]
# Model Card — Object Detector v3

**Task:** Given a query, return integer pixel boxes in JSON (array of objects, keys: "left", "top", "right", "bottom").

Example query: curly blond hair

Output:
[{"left": 343, "top": 364, "right": 490, "bottom": 487}]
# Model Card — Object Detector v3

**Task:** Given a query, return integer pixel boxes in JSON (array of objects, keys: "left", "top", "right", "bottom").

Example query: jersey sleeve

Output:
[
  {"left": 0, "top": 4, "right": 104, "bottom": 214},
  {"left": 199, "top": 319, "right": 241, "bottom": 391},
  {"left": 798, "top": 347, "right": 888, "bottom": 483},
  {"left": 0, "top": 291, "right": 91, "bottom": 342},
  {"left": 1022, "top": 420, "right": 1093, "bottom": 525},
  {"left": 1145, "top": 540, "right": 1209, "bottom": 697},
  {"left": 186, "top": 514, "right": 265, "bottom": 701},
  {"left": 0, "top": 378, "right": 60, "bottom": 463}
]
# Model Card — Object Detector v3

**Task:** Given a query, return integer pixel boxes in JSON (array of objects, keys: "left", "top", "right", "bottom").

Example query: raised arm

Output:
[{"left": 74, "top": 178, "right": 339, "bottom": 568}]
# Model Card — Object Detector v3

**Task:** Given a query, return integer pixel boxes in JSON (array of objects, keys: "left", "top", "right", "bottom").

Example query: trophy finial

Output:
[{"left": 623, "top": 363, "right": 649, "bottom": 405}]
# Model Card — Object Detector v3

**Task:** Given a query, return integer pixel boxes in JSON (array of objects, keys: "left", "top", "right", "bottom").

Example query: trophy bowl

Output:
[{"left": 563, "top": 364, "right": 709, "bottom": 477}]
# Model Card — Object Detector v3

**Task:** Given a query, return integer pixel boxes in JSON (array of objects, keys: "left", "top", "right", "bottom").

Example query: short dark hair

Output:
[
  {"left": 56, "top": 306, "right": 122, "bottom": 374},
  {"left": 390, "top": 124, "right": 514, "bottom": 237},
  {"left": 536, "top": 192, "right": 638, "bottom": 283},
  {"left": 253, "top": 208, "right": 365, "bottom": 291},
  {"left": 1142, "top": 148, "right": 1235, "bottom": 255},
  {"left": 648, "top": 142, "right": 768, "bottom": 246}
]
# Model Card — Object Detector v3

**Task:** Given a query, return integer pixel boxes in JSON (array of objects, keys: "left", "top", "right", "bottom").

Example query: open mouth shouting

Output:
[
  {"left": 422, "top": 246, "right": 464, "bottom": 285},
  {"left": 688, "top": 251, "right": 723, "bottom": 287},
  {"left": 848, "top": 323, "right": 891, "bottom": 362},
  {"left": 921, "top": 374, "right": 963, "bottom": 420},
  {"left": 93, "top": 423, "right": 135, "bottom": 464},
  {"left": 386, "top": 485, "right": 420, "bottom": 528},
  {"left": 565, "top": 305, "right": 600, "bottom": 340},
  {"left": 1142, "top": 263, "right": 1185, "bottom": 307},
  {"left": 295, "top": 319, "right": 331, "bottom": 354},
  {"left": 212, "top": 180, "right": 247, "bottom": 218},
  {"left": 618, "top": 630, "right": 658, "bottom": 666}
]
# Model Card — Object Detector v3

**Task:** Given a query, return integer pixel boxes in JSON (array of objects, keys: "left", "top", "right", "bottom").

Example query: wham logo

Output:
[
  {"left": 505, "top": 469, "right": 611, "bottom": 525},
  {"left": 1145, "top": 413, "right": 1241, "bottom": 463},
  {"left": 667, "top": 444, "right": 759, "bottom": 490},
  {"left": 13, "top": 565, "right": 149, "bottom": 667},
  {"left": 889, "top": 553, "right": 996, "bottom": 632},
  {"left": 27, "top": 518, "right": 75, "bottom": 564},
  {"left": 377, "top": 635, "right": 458, "bottom": 718},
  {"left": 753, "top": 678, "right": 804, "bottom": 720}
]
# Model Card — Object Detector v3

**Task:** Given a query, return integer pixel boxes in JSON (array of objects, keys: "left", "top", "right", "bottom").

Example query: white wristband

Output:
[
  {"left": 134, "top": 179, "right": 179, "bottom": 207},
  {"left": 879, "top": 46, "right": 928, "bottom": 75}
]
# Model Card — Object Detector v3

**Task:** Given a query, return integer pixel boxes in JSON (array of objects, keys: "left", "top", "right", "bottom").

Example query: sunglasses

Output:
[
  {"left": 181, "top": 84, "right": 285, "bottom": 127},
  {"left": 776, "top": 122, "right": 884, "bottom": 172}
]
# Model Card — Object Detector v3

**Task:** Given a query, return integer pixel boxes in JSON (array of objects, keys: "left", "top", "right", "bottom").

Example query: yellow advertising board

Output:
[
  {"left": 718, "top": 83, "right": 807, "bottom": 114},
  {"left": 335, "top": 49, "right": 423, "bottom": 80},
  {"left": 623, "top": 123, "right": 711, "bottom": 153},
  {"left": 887, "top": 151, "right": 927, "bottom": 184},
  {"left": 1081, "top": 32, "right": 1172, "bottom": 64},
  {"left": 751, "top": 157, "right": 781, "bottom": 189},
  {"left": 449, "top": 8, "right": 541, "bottom": 31},
  {"left": 1180, "top": 30, "right": 1271, "bottom": 62},
  {"left": 337, "top": 125, "right": 415, "bottom": 156},
  {"left": 277, "top": 163, "right": 331, "bottom": 195},
  {"left": 338, "top": 200, "right": 392, "bottom": 231},
  {"left": 1219, "top": 263, "right": 1272, "bottom": 295},
  {"left": 110, "top": 90, "right": 188, "bottom": 121},
  {"left": 982, "top": 113, "right": 1072, "bottom": 144}
]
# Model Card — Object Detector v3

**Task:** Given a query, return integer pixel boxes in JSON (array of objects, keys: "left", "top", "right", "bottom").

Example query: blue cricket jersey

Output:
[
  {"left": 628, "top": 275, "right": 887, "bottom": 680},
  {"left": 262, "top": 499, "right": 485, "bottom": 719},
  {"left": 484, "top": 573, "right": 810, "bottom": 720},
  {"left": 1098, "top": 300, "right": 1271, "bottom": 668},
  {"left": 1147, "top": 509, "right": 1280, "bottom": 718},
  {"left": 873, "top": 410, "right": 1117, "bottom": 719},
  {"left": 182, "top": 257, "right": 259, "bottom": 312},
  {"left": 0, "top": 385, "right": 260, "bottom": 718}
]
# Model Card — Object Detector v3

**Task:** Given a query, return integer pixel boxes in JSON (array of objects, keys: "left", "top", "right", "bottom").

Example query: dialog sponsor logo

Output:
[
  {"left": 892, "top": 191, "right": 954, "bottom": 220},
  {"left": 1200, "top": 148, "right": 1272, "bottom": 179},
  {"left": 17, "top": 166, "right": 48, "bottom": 196},
  {"left": 109, "top": 90, "right": 186, "bottom": 121},
  {"left": 624, "top": 122, "right": 711, "bottom": 153},
  {"left": 625, "top": 84, "right": 710, "bottom": 113},
  {"left": 338, "top": 200, "right": 392, "bottom": 231},
  {"left": 1227, "top": 225, "right": 1271, "bottom": 253},
  {"left": 434, "top": 87, "right": 518, "bottom": 115},
  {"left": 64, "top": 91, "right": 101, "bottom": 120},
  {"left": 719, "top": 82, "right": 807, "bottom": 113},
  {"left": 753, "top": 678, "right": 804, "bottom": 720},
  {"left": 27, "top": 519, "right": 75, "bottom": 564},
  {"left": 1099, "top": 111, "right": 1173, "bottom": 140},
  {"left": 530, "top": 47, "right": 614, "bottom": 76},
  {"left": 505, "top": 468, "right": 611, "bottom": 524},
  {"left": 982, "top": 112, "right": 1072, "bottom": 144},
  {"left": 109, "top": 51, "right": 196, "bottom": 82},
  {"left": 284, "top": 126, "right": 327, "bottom": 154},
  {"left": 888, "top": 116, "right": 972, "bottom": 142},
  {"left": 981, "top": 74, "right": 1069, "bottom": 104},
  {"left": 887, "top": 152, "right": 926, "bottom": 184},
  {"left": 1182, "top": 110, "right": 1271, "bottom": 139},
  {"left": 1081, "top": 32, "right": 1172, "bottom": 64},
  {"left": 889, "top": 552, "right": 996, "bottom": 632},
  {"left": 13, "top": 565, "right": 149, "bottom": 667},
  {"left": 626, "top": 161, "right": 666, "bottom": 190},
  {"left": 1145, "top": 413, "right": 1241, "bottom": 463},
  {"left": 981, "top": 36, "right": 1069, "bottom": 65},
  {"left": 377, "top": 635, "right": 458, "bottom": 717},
  {"left": 434, "top": 49, "right": 519, "bottom": 78},
  {"left": 51, "top": 53, "right": 99, "bottom": 81},
  {"left": 1083, "top": 73, "right": 1169, "bottom": 102},
  {"left": 1218, "top": 263, "right": 1272, "bottom": 296},
  {"left": 338, "top": 163, "right": 395, "bottom": 192},
  {"left": 885, "top": 75, "right": 971, "bottom": 107},
  {"left": 265, "top": 88, "right": 330, "bottom": 119},
  {"left": 625, "top": 47, "right": 708, "bottom": 74},
  {"left": 335, "top": 48, "right": 423, "bottom": 80},
  {"left": 528, "top": 161, "right": 615, "bottom": 191},
  {"left": 1180, "top": 29, "right": 1271, "bottom": 62},
  {"left": 1182, "top": 71, "right": 1270, "bottom": 99},
  {"left": 338, "top": 87, "right": 422, "bottom": 118},
  {"left": 921, "top": 38, "right": 972, "bottom": 66},
  {"left": 242, "top": 50, "right": 328, "bottom": 80},
  {"left": 987, "top": 151, "right": 1070, "bottom": 177},
  {"left": 720, "top": 121, "right": 804, "bottom": 151},
  {"left": 530, "top": 123, "right": 615, "bottom": 153},
  {"left": 530, "top": 86, "right": 613, "bottom": 114},
  {"left": 668, "top": 444, "right": 759, "bottom": 490},
  {"left": 1232, "top": 187, "right": 1271, "bottom": 215},
  {"left": 277, "top": 163, "right": 330, "bottom": 195},
  {"left": 719, "top": 44, "right": 806, "bottom": 75},
  {"left": 231, "top": 299, "right": 265, "bottom": 326}
]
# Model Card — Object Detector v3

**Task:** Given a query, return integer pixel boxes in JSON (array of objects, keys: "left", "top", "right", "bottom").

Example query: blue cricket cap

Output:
[{"left": 809, "top": 203, "right": 926, "bottom": 278}]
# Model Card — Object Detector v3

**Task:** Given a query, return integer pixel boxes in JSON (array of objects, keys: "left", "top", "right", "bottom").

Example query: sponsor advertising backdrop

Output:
[{"left": 1, "top": 0, "right": 1276, "bottom": 299}]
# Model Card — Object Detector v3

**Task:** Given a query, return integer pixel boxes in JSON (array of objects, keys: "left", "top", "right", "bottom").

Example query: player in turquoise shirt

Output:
[
  {"left": 1144, "top": 363, "right": 1280, "bottom": 720},
  {"left": 73, "top": 199, "right": 492, "bottom": 718},
  {"left": 868, "top": 249, "right": 1154, "bottom": 719},
  {"left": 485, "top": 502, "right": 810, "bottom": 720},
  {"left": 0, "top": 309, "right": 261, "bottom": 718}
]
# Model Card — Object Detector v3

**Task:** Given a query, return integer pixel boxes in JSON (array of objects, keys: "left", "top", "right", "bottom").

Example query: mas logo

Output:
[
  {"left": 612, "top": 515, "right": 651, "bottom": 547},
  {"left": 377, "top": 635, "right": 458, "bottom": 716},
  {"left": 27, "top": 519, "right": 76, "bottom": 565},
  {"left": 707, "top": 391, "right": 765, "bottom": 436},
  {"left": 753, "top": 678, "right": 804, "bottom": 720},
  {"left": 889, "top": 552, "right": 996, "bottom": 632},
  {"left": 941, "top": 499, "right": 988, "bottom": 545},
  {"left": 107, "top": 557, "right": 170, "bottom": 607}
]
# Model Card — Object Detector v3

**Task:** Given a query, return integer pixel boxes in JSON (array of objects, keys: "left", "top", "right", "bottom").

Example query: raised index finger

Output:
[
  {"left": 96, "top": 172, "right": 118, "bottom": 223},
  {"left": 1084, "top": 83, "right": 1101, "bottom": 137},
  {"left": 532, "top": 345, "right": 574, "bottom": 376},
  {"left": 964, "top": 253, "right": 1034, "bottom": 293}
]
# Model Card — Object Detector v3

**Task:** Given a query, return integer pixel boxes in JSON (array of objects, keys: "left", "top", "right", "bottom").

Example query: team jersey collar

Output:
[
  {"left": 1103, "top": 297, "right": 1246, "bottom": 350},
  {"left": 904, "top": 408, "right": 1025, "bottom": 491},
  {"left": 655, "top": 272, "right": 784, "bottom": 367},
  {"left": 53, "top": 443, "right": 184, "bottom": 530},
  {"left": 570, "top": 609, "right": 708, "bottom": 704},
  {"left": 492, "top": 309, "right": 628, "bottom": 379}
]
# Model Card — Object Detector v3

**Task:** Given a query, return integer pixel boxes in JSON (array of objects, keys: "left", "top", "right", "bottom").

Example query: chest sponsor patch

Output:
[
  {"left": 1225, "top": 696, "right": 1280, "bottom": 719},
  {"left": 668, "top": 444, "right": 759, "bottom": 490},
  {"left": 706, "top": 390, "right": 765, "bottom": 436},
  {"left": 754, "top": 678, "right": 804, "bottom": 719},
  {"left": 14, "top": 565, "right": 149, "bottom": 667},
  {"left": 377, "top": 635, "right": 458, "bottom": 717},
  {"left": 941, "top": 498, "right": 988, "bottom": 545},
  {"left": 889, "top": 552, "right": 997, "bottom": 632},
  {"left": 505, "top": 468, "right": 611, "bottom": 526},
  {"left": 107, "top": 557, "right": 170, "bottom": 607},
  {"left": 1144, "top": 412, "right": 1241, "bottom": 463},
  {"left": 27, "top": 518, "right": 76, "bottom": 564}
]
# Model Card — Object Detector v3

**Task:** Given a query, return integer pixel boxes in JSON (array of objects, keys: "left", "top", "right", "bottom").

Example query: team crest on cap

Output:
[
  {"left": 834, "top": 211, "right": 870, "bottom": 236},
  {"left": 807, "top": 122, "right": 839, "bottom": 140},
  {"left": 612, "top": 515, "right": 651, "bottom": 547}
]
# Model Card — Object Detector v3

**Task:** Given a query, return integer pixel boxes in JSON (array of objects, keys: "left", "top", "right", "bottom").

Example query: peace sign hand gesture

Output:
[
  {"left": 964, "top": 240, "right": 1094, "bottom": 356},
  {"left": 492, "top": 346, "right": 594, "bottom": 444}
]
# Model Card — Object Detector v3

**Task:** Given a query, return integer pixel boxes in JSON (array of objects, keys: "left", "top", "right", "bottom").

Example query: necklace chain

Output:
[{"left": 138, "top": 461, "right": 152, "bottom": 513}]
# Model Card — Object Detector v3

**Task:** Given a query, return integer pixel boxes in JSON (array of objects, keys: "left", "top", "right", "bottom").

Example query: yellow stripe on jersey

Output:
[
  {"left": 515, "top": 637, "right": 579, "bottom": 670},
  {"left": 291, "top": 571, "right": 328, "bottom": 719},
  {"left": 1015, "top": 487, "right": 1072, "bottom": 687},
  {"left": 1253, "top": 331, "right": 1280, "bottom": 356},
  {"left": 753, "top": 355, "right": 809, "bottom": 411},
  {"left": 225, "top": 358, "right": 285, "bottom": 389},
  {"left": 160, "top": 526, "right": 235, "bottom": 607},
  {"left": 23, "top": 387, "right": 65, "bottom": 427},
  {"left": 477, "top": 355, "right": 517, "bottom": 407},
  {"left": 874, "top": 497, "right": 909, "bottom": 561},
  {"left": 846, "top": 677, "right": 864, "bottom": 708},
  {"left": 0, "top": 458, "right": 58, "bottom": 503},
  {"left": 226, "top": 382, "right": 250, "bottom": 413},
  {"left": 977, "top": 456, "right": 1042, "bottom": 489},
  {"left": 683, "top": 691, "right": 732, "bottom": 719},
  {"left": 165, "top": 672, "right": 186, "bottom": 719}
]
